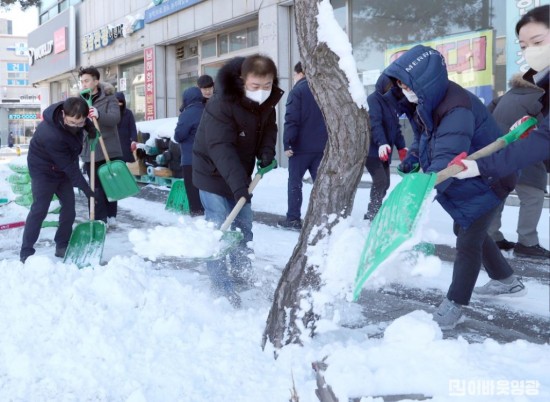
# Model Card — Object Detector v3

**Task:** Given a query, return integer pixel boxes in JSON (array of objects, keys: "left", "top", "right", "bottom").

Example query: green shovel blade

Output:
[
  {"left": 353, "top": 172, "right": 437, "bottom": 300},
  {"left": 64, "top": 221, "right": 106, "bottom": 268}
]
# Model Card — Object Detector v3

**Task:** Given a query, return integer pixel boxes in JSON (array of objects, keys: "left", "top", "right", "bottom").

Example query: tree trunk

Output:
[{"left": 262, "top": 0, "right": 370, "bottom": 350}]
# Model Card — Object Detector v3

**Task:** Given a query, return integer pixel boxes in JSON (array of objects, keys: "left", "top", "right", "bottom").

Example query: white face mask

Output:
[
  {"left": 246, "top": 89, "right": 271, "bottom": 105},
  {"left": 402, "top": 88, "right": 419, "bottom": 103},
  {"left": 524, "top": 43, "right": 550, "bottom": 72}
]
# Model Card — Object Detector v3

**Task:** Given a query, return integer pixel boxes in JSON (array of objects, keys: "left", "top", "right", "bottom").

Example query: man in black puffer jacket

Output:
[
  {"left": 20, "top": 97, "right": 96, "bottom": 263},
  {"left": 193, "top": 54, "right": 283, "bottom": 307}
]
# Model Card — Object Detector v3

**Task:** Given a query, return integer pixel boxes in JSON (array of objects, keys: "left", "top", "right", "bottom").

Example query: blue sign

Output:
[
  {"left": 7, "top": 79, "right": 29, "bottom": 86},
  {"left": 145, "top": 0, "right": 205, "bottom": 23},
  {"left": 7, "top": 63, "right": 29, "bottom": 72}
]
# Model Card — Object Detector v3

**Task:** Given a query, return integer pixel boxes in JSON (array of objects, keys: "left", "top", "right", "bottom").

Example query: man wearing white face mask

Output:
[{"left": 192, "top": 54, "right": 284, "bottom": 307}]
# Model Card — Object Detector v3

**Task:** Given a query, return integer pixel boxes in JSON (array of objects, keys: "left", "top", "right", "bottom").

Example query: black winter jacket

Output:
[
  {"left": 192, "top": 57, "right": 284, "bottom": 200},
  {"left": 27, "top": 101, "right": 93, "bottom": 197}
]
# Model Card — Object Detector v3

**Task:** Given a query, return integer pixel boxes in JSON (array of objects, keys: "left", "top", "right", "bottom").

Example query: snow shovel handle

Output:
[
  {"left": 220, "top": 173, "right": 263, "bottom": 232},
  {"left": 80, "top": 89, "right": 110, "bottom": 162},
  {"left": 435, "top": 116, "right": 538, "bottom": 185}
]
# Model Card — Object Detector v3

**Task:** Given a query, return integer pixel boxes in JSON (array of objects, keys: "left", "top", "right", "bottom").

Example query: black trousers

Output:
[
  {"left": 365, "top": 156, "right": 390, "bottom": 220},
  {"left": 84, "top": 159, "right": 118, "bottom": 221},
  {"left": 183, "top": 165, "right": 204, "bottom": 216},
  {"left": 20, "top": 175, "right": 75, "bottom": 259}
]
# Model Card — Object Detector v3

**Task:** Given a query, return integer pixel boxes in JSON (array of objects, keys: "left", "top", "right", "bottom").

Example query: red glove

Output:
[
  {"left": 131, "top": 141, "right": 138, "bottom": 152},
  {"left": 378, "top": 144, "right": 391, "bottom": 162},
  {"left": 448, "top": 151, "right": 468, "bottom": 169},
  {"left": 510, "top": 115, "right": 536, "bottom": 139},
  {"left": 398, "top": 148, "right": 408, "bottom": 162}
]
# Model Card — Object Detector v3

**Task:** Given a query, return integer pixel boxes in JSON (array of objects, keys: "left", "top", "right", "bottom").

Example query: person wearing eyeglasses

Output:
[{"left": 20, "top": 97, "right": 97, "bottom": 263}]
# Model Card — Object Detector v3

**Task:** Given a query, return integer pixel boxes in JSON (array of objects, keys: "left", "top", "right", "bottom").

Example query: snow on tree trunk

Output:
[{"left": 262, "top": 0, "right": 370, "bottom": 350}]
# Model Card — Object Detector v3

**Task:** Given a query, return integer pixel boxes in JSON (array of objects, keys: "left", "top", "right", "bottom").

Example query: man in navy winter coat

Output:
[
  {"left": 174, "top": 86, "right": 206, "bottom": 216},
  {"left": 364, "top": 74, "right": 409, "bottom": 221},
  {"left": 278, "top": 62, "right": 327, "bottom": 230},
  {"left": 385, "top": 45, "right": 524, "bottom": 330},
  {"left": 20, "top": 97, "right": 96, "bottom": 263}
]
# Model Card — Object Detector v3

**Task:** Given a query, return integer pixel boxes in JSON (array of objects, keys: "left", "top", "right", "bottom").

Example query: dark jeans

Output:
[
  {"left": 286, "top": 152, "right": 323, "bottom": 221},
  {"left": 20, "top": 175, "right": 75, "bottom": 260},
  {"left": 199, "top": 190, "right": 253, "bottom": 293},
  {"left": 365, "top": 156, "right": 390, "bottom": 220},
  {"left": 84, "top": 159, "right": 119, "bottom": 221},
  {"left": 447, "top": 202, "right": 514, "bottom": 305},
  {"left": 182, "top": 165, "right": 204, "bottom": 216}
]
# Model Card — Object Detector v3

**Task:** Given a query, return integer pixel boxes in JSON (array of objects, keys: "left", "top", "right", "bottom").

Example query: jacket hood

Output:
[
  {"left": 115, "top": 91, "right": 126, "bottom": 108},
  {"left": 215, "top": 56, "right": 280, "bottom": 101},
  {"left": 384, "top": 45, "right": 449, "bottom": 128},
  {"left": 374, "top": 74, "right": 393, "bottom": 95},
  {"left": 509, "top": 72, "right": 543, "bottom": 90},
  {"left": 42, "top": 101, "right": 64, "bottom": 128},
  {"left": 101, "top": 82, "right": 116, "bottom": 96},
  {"left": 182, "top": 86, "right": 204, "bottom": 109}
]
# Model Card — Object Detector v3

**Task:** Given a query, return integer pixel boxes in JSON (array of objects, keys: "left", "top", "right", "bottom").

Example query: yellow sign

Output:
[{"left": 385, "top": 29, "right": 494, "bottom": 89}]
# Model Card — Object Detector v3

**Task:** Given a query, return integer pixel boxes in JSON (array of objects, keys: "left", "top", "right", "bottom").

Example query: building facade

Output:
[
  {"left": 26, "top": 0, "right": 549, "bottom": 154},
  {"left": 0, "top": 24, "right": 42, "bottom": 146}
]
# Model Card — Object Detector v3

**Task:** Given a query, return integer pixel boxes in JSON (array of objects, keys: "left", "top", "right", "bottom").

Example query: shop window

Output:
[
  {"left": 216, "top": 25, "right": 258, "bottom": 56},
  {"left": 201, "top": 37, "right": 216, "bottom": 58}
]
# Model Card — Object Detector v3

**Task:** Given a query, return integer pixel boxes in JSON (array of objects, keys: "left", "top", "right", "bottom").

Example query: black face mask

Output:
[{"left": 64, "top": 124, "right": 81, "bottom": 135}]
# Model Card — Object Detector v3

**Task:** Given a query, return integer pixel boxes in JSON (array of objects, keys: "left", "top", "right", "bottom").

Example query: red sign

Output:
[
  {"left": 54, "top": 27, "right": 67, "bottom": 54},
  {"left": 144, "top": 47, "right": 155, "bottom": 120}
]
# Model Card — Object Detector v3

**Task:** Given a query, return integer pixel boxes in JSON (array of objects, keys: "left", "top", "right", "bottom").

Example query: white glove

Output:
[
  {"left": 378, "top": 144, "right": 391, "bottom": 162},
  {"left": 453, "top": 159, "right": 480, "bottom": 179},
  {"left": 88, "top": 106, "right": 99, "bottom": 119}
]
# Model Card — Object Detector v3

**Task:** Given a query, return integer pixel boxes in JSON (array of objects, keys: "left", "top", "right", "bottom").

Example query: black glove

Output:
[
  {"left": 397, "top": 151, "right": 420, "bottom": 174},
  {"left": 259, "top": 152, "right": 274, "bottom": 168},
  {"left": 234, "top": 186, "right": 252, "bottom": 203},
  {"left": 85, "top": 119, "right": 97, "bottom": 139}
]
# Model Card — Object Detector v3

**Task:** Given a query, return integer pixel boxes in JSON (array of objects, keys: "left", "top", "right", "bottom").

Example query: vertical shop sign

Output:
[{"left": 144, "top": 47, "right": 155, "bottom": 120}]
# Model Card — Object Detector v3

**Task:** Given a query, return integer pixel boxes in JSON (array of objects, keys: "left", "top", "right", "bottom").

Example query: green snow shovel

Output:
[
  {"left": 199, "top": 159, "right": 278, "bottom": 261},
  {"left": 165, "top": 179, "right": 190, "bottom": 214},
  {"left": 64, "top": 136, "right": 106, "bottom": 268},
  {"left": 353, "top": 116, "right": 538, "bottom": 300},
  {"left": 80, "top": 89, "right": 140, "bottom": 202}
]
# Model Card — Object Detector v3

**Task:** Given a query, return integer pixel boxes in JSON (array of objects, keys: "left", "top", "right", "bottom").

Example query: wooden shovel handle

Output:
[
  {"left": 220, "top": 173, "right": 263, "bottom": 232},
  {"left": 91, "top": 117, "right": 110, "bottom": 162}
]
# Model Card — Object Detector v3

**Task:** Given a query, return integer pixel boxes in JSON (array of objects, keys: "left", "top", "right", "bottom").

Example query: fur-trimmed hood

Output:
[
  {"left": 509, "top": 72, "right": 543, "bottom": 90},
  {"left": 214, "top": 56, "right": 281, "bottom": 102}
]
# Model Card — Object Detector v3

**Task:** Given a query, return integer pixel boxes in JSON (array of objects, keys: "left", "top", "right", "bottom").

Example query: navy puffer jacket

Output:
[
  {"left": 27, "top": 102, "right": 93, "bottom": 197},
  {"left": 384, "top": 45, "right": 517, "bottom": 228},
  {"left": 174, "top": 86, "right": 205, "bottom": 166}
]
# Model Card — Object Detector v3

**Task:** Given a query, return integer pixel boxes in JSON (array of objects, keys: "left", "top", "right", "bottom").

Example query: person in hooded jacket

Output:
[
  {"left": 20, "top": 97, "right": 96, "bottom": 263},
  {"left": 485, "top": 73, "right": 549, "bottom": 259},
  {"left": 385, "top": 45, "right": 524, "bottom": 330},
  {"left": 115, "top": 91, "right": 137, "bottom": 163},
  {"left": 363, "top": 74, "right": 411, "bottom": 221},
  {"left": 78, "top": 67, "right": 122, "bottom": 226},
  {"left": 174, "top": 86, "right": 206, "bottom": 216},
  {"left": 193, "top": 54, "right": 283, "bottom": 307}
]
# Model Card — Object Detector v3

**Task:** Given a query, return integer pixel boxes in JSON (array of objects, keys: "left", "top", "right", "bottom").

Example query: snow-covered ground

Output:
[{"left": 0, "top": 149, "right": 548, "bottom": 401}]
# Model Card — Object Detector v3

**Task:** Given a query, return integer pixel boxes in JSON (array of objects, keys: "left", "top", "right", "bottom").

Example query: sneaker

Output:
[
  {"left": 474, "top": 276, "right": 527, "bottom": 297},
  {"left": 495, "top": 239, "right": 516, "bottom": 251},
  {"left": 55, "top": 247, "right": 67, "bottom": 258},
  {"left": 277, "top": 219, "right": 302, "bottom": 230},
  {"left": 433, "top": 298, "right": 464, "bottom": 330},
  {"left": 513, "top": 243, "right": 550, "bottom": 259},
  {"left": 107, "top": 217, "right": 117, "bottom": 227}
]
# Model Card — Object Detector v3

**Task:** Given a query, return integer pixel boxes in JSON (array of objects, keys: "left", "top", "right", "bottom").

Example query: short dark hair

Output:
[
  {"left": 294, "top": 62, "right": 303, "bottom": 74},
  {"left": 63, "top": 97, "right": 89, "bottom": 119},
  {"left": 78, "top": 66, "right": 100, "bottom": 80},
  {"left": 516, "top": 5, "right": 549, "bottom": 35},
  {"left": 197, "top": 74, "right": 214, "bottom": 88},
  {"left": 241, "top": 54, "right": 278, "bottom": 81}
]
